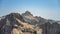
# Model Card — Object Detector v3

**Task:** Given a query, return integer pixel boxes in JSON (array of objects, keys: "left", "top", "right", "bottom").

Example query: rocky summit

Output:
[
  {"left": 0, "top": 12, "right": 42, "bottom": 34},
  {"left": 0, "top": 11, "right": 60, "bottom": 34}
]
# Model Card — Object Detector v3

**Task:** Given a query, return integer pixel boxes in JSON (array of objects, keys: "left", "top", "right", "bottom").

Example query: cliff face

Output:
[
  {"left": 0, "top": 11, "right": 60, "bottom": 34},
  {"left": 0, "top": 13, "right": 42, "bottom": 34},
  {"left": 22, "top": 11, "right": 60, "bottom": 34},
  {"left": 22, "top": 11, "right": 47, "bottom": 26}
]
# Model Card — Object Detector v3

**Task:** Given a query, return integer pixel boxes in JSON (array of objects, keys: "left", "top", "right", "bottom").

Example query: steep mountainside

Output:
[
  {"left": 0, "top": 13, "right": 42, "bottom": 34},
  {"left": 0, "top": 11, "right": 60, "bottom": 34},
  {"left": 22, "top": 11, "right": 60, "bottom": 34},
  {"left": 22, "top": 11, "right": 59, "bottom": 26}
]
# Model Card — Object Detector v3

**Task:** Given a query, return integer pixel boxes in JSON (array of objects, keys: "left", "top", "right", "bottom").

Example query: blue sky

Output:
[{"left": 0, "top": 0, "right": 60, "bottom": 20}]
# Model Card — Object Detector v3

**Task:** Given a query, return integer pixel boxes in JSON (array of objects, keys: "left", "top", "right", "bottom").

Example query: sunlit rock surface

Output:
[
  {"left": 0, "top": 11, "right": 60, "bottom": 34},
  {"left": 0, "top": 12, "right": 42, "bottom": 34}
]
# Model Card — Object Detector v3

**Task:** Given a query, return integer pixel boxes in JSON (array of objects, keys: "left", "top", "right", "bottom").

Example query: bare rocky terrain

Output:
[{"left": 0, "top": 11, "right": 60, "bottom": 34}]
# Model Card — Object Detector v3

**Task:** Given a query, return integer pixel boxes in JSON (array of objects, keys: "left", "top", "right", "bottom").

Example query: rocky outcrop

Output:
[
  {"left": 0, "top": 11, "right": 60, "bottom": 34},
  {"left": 0, "top": 13, "right": 42, "bottom": 34},
  {"left": 21, "top": 11, "right": 60, "bottom": 34}
]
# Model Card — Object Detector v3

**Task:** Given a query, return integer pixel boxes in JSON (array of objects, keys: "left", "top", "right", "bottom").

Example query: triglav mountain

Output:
[{"left": 0, "top": 11, "right": 60, "bottom": 34}]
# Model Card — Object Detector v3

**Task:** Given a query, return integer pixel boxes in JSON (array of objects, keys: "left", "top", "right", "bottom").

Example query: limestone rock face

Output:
[
  {"left": 0, "top": 11, "right": 60, "bottom": 34},
  {"left": 0, "top": 13, "right": 42, "bottom": 34},
  {"left": 22, "top": 11, "right": 60, "bottom": 34},
  {"left": 40, "top": 22, "right": 60, "bottom": 34},
  {"left": 11, "top": 28, "right": 22, "bottom": 34},
  {"left": 0, "top": 13, "right": 23, "bottom": 34}
]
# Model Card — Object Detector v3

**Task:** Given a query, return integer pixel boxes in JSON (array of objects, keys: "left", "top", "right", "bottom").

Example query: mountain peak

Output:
[
  {"left": 22, "top": 11, "right": 33, "bottom": 16},
  {"left": 6, "top": 13, "right": 20, "bottom": 17},
  {"left": 5, "top": 13, "right": 25, "bottom": 22}
]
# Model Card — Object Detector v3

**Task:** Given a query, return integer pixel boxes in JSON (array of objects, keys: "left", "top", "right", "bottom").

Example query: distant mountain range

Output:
[{"left": 0, "top": 11, "right": 60, "bottom": 34}]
